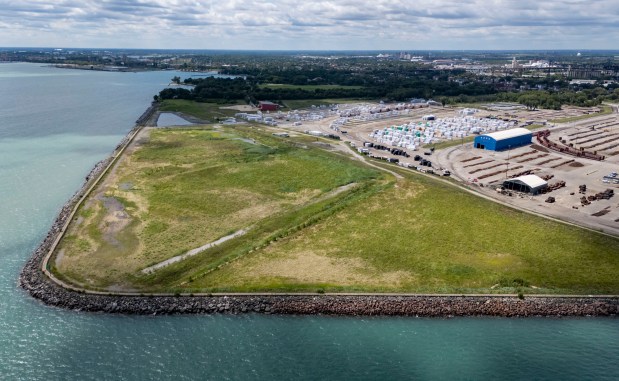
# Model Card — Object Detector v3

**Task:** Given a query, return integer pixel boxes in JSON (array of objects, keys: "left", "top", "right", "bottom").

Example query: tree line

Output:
[{"left": 155, "top": 63, "right": 619, "bottom": 109}]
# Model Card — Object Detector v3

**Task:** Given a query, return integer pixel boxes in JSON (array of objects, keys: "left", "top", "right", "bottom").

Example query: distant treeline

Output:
[
  {"left": 157, "top": 69, "right": 498, "bottom": 104},
  {"left": 156, "top": 64, "right": 619, "bottom": 109},
  {"left": 447, "top": 88, "right": 617, "bottom": 109}
]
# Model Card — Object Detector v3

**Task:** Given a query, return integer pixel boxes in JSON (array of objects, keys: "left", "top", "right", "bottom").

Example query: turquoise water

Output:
[{"left": 0, "top": 63, "right": 618, "bottom": 380}]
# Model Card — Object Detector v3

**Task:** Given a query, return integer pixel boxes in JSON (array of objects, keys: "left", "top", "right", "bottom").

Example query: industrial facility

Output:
[
  {"left": 502, "top": 175, "right": 548, "bottom": 195},
  {"left": 258, "top": 101, "right": 280, "bottom": 112},
  {"left": 474, "top": 128, "right": 532, "bottom": 151}
]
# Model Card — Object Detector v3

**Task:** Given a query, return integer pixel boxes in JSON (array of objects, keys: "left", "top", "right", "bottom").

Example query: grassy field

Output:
[
  {"left": 260, "top": 84, "right": 364, "bottom": 90},
  {"left": 189, "top": 168, "right": 619, "bottom": 295},
  {"left": 423, "top": 136, "right": 476, "bottom": 150},
  {"left": 158, "top": 100, "right": 244, "bottom": 122},
  {"left": 52, "top": 126, "right": 380, "bottom": 290}
]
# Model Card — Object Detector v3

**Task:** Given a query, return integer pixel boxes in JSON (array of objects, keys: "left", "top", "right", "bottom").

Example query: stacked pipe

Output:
[{"left": 535, "top": 130, "right": 605, "bottom": 161}]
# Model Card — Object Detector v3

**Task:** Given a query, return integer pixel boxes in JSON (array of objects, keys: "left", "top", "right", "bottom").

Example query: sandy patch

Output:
[
  {"left": 99, "top": 196, "right": 131, "bottom": 246},
  {"left": 242, "top": 250, "right": 414, "bottom": 286},
  {"left": 229, "top": 200, "right": 284, "bottom": 222},
  {"left": 391, "top": 182, "right": 424, "bottom": 200},
  {"left": 55, "top": 249, "right": 65, "bottom": 267},
  {"left": 220, "top": 105, "right": 257, "bottom": 112}
]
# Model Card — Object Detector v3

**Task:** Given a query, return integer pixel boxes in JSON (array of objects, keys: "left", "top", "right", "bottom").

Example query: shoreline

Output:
[{"left": 18, "top": 105, "right": 619, "bottom": 317}]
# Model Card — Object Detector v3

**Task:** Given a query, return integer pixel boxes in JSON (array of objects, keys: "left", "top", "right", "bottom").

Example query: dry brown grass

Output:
[{"left": 211, "top": 249, "right": 415, "bottom": 288}]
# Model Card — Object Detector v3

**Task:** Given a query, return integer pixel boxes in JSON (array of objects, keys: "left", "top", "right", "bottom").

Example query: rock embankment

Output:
[
  {"left": 18, "top": 272, "right": 619, "bottom": 317},
  {"left": 135, "top": 102, "right": 159, "bottom": 127}
]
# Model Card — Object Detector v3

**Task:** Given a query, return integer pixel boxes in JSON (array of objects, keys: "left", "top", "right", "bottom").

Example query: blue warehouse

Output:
[{"left": 473, "top": 128, "right": 532, "bottom": 151}]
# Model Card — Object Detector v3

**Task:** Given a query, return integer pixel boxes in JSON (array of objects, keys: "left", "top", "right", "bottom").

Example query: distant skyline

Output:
[{"left": 1, "top": 0, "right": 618, "bottom": 50}]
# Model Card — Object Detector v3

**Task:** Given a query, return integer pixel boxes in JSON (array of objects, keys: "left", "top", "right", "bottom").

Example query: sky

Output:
[{"left": 1, "top": 0, "right": 618, "bottom": 50}]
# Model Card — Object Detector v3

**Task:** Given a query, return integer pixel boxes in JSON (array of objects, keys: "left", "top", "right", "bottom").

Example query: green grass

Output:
[
  {"left": 190, "top": 168, "right": 619, "bottom": 295},
  {"left": 259, "top": 84, "right": 364, "bottom": 90},
  {"left": 136, "top": 180, "right": 386, "bottom": 291},
  {"left": 424, "top": 136, "right": 476, "bottom": 150},
  {"left": 53, "top": 126, "right": 380, "bottom": 290},
  {"left": 550, "top": 105, "right": 613, "bottom": 123},
  {"left": 158, "top": 99, "right": 244, "bottom": 122}
]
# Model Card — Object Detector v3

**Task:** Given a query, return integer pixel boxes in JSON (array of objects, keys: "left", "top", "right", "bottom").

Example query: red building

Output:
[{"left": 258, "top": 101, "right": 279, "bottom": 112}]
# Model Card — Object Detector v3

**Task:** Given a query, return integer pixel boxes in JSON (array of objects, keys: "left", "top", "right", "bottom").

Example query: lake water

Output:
[{"left": 0, "top": 62, "right": 617, "bottom": 380}]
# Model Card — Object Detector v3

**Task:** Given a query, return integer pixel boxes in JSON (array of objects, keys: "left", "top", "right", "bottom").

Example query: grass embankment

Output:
[
  {"left": 53, "top": 126, "right": 380, "bottom": 290},
  {"left": 158, "top": 99, "right": 244, "bottom": 122}
]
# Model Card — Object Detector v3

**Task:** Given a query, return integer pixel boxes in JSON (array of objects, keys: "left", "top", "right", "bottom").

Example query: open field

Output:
[
  {"left": 187, "top": 167, "right": 619, "bottom": 295},
  {"left": 52, "top": 126, "right": 380, "bottom": 290},
  {"left": 423, "top": 136, "right": 476, "bottom": 150}
]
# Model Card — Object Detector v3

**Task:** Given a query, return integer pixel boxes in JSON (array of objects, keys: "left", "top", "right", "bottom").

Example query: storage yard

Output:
[
  {"left": 276, "top": 101, "right": 619, "bottom": 236},
  {"left": 435, "top": 142, "right": 619, "bottom": 234},
  {"left": 483, "top": 103, "right": 607, "bottom": 122}
]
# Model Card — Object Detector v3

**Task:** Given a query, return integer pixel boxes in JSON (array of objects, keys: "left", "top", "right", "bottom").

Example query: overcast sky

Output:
[{"left": 1, "top": 0, "right": 618, "bottom": 50}]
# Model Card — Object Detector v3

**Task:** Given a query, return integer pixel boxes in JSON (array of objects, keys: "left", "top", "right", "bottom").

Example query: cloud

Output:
[{"left": 0, "top": 0, "right": 617, "bottom": 49}]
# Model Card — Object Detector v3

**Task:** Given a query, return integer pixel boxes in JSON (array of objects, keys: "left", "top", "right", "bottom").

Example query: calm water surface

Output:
[
  {"left": 0, "top": 63, "right": 617, "bottom": 380},
  {"left": 157, "top": 112, "right": 194, "bottom": 127}
]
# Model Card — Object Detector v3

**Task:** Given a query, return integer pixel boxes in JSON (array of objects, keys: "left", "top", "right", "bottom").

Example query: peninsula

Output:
[{"left": 19, "top": 51, "right": 619, "bottom": 316}]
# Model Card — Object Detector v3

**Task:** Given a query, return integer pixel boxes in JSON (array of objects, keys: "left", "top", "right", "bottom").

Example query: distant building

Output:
[
  {"left": 258, "top": 101, "right": 279, "bottom": 112},
  {"left": 473, "top": 128, "right": 532, "bottom": 151},
  {"left": 570, "top": 79, "right": 597, "bottom": 85}
]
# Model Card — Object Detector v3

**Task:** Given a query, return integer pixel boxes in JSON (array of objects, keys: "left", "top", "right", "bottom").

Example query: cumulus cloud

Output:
[{"left": 0, "top": 0, "right": 617, "bottom": 49}]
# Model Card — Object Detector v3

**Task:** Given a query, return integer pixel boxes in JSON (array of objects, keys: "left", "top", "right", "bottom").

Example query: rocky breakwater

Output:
[
  {"left": 135, "top": 102, "right": 159, "bottom": 127},
  {"left": 269, "top": 295, "right": 619, "bottom": 317},
  {"left": 19, "top": 255, "right": 619, "bottom": 317}
]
